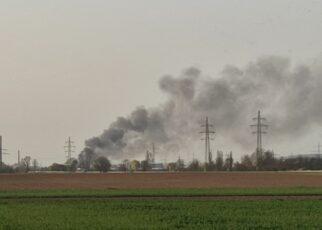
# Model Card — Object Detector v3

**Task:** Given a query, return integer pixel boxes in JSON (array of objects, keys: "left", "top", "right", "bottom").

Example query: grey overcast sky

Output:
[{"left": 1, "top": 0, "right": 322, "bottom": 165}]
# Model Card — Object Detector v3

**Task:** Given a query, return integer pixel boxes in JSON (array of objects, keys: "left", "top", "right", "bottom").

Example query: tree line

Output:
[{"left": 2, "top": 148, "right": 322, "bottom": 173}]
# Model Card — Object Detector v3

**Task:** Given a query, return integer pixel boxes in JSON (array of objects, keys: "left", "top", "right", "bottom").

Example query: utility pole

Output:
[
  {"left": 0, "top": 136, "right": 9, "bottom": 167},
  {"left": 250, "top": 110, "right": 268, "bottom": 170},
  {"left": 18, "top": 150, "right": 21, "bottom": 165},
  {"left": 152, "top": 143, "right": 156, "bottom": 164},
  {"left": 200, "top": 117, "right": 215, "bottom": 171},
  {"left": 0, "top": 136, "right": 2, "bottom": 167},
  {"left": 64, "top": 137, "right": 75, "bottom": 164}
]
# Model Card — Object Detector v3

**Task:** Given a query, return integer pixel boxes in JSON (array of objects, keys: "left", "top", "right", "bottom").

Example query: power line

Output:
[
  {"left": 200, "top": 117, "right": 215, "bottom": 171},
  {"left": 250, "top": 110, "right": 268, "bottom": 169}
]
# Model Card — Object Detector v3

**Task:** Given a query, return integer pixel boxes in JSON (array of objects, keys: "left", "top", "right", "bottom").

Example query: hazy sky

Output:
[{"left": 1, "top": 0, "right": 322, "bottom": 165}]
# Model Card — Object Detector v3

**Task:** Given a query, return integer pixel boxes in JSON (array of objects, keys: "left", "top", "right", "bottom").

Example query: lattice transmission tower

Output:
[
  {"left": 64, "top": 137, "right": 75, "bottom": 163},
  {"left": 250, "top": 110, "right": 268, "bottom": 169},
  {"left": 200, "top": 117, "right": 215, "bottom": 171},
  {"left": 0, "top": 136, "right": 9, "bottom": 167}
]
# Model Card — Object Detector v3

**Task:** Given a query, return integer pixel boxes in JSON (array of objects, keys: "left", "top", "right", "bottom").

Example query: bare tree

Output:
[
  {"left": 215, "top": 151, "right": 224, "bottom": 171},
  {"left": 21, "top": 156, "right": 31, "bottom": 172},
  {"left": 78, "top": 147, "right": 96, "bottom": 170},
  {"left": 188, "top": 159, "right": 201, "bottom": 171},
  {"left": 32, "top": 159, "right": 38, "bottom": 171},
  {"left": 93, "top": 156, "right": 111, "bottom": 173},
  {"left": 224, "top": 151, "right": 234, "bottom": 171}
]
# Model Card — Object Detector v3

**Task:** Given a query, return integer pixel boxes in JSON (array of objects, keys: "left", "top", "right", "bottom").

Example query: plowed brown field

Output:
[{"left": 1, "top": 172, "right": 322, "bottom": 190}]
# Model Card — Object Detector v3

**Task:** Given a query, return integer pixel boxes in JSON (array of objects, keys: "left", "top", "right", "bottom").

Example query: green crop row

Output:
[
  {"left": 1, "top": 187, "right": 322, "bottom": 199},
  {"left": 1, "top": 199, "right": 322, "bottom": 229}
]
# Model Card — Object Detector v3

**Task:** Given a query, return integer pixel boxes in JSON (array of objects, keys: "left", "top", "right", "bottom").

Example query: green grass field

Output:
[{"left": 1, "top": 188, "right": 322, "bottom": 229}]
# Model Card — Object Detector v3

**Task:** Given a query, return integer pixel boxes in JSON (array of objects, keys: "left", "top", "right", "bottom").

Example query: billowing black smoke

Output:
[{"left": 80, "top": 56, "right": 322, "bottom": 161}]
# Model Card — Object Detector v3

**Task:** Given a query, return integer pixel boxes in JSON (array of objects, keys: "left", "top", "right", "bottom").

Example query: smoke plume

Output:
[{"left": 81, "top": 56, "right": 322, "bottom": 161}]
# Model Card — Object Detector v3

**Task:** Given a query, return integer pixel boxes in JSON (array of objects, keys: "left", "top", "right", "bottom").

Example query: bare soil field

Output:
[{"left": 1, "top": 172, "right": 322, "bottom": 190}]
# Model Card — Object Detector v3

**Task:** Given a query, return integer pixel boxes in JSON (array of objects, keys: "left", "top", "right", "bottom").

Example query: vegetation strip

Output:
[
  {"left": 2, "top": 194, "right": 322, "bottom": 201},
  {"left": 1, "top": 187, "right": 322, "bottom": 200}
]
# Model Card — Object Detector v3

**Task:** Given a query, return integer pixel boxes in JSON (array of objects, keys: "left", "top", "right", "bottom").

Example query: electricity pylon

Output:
[
  {"left": 0, "top": 136, "right": 9, "bottom": 166},
  {"left": 200, "top": 117, "right": 215, "bottom": 171},
  {"left": 64, "top": 137, "right": 75, "bottom": 164},
  {"left": 250, "top": 110, "right": 268, "bottom": 169}
]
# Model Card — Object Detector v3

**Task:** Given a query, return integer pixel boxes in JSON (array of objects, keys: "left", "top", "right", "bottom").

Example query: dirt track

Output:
[{"left": 1, "top": 172, "right": 322, "bottom": 190}]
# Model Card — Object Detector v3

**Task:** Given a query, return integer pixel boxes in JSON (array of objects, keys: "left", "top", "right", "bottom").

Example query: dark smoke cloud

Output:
[{"left": 81, "top": 56, "right": 322, "bottom": 161}]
